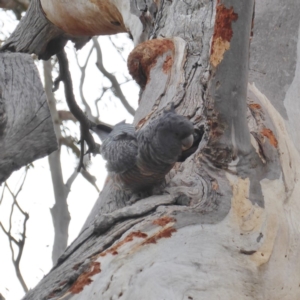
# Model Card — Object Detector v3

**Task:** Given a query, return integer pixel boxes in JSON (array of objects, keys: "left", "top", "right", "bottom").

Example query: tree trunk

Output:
[
  {"left": 0, "top": 53, "right": 57, "bottom": 183},
  {"left": 43, "top": 60, "right": 73, "bottom": 265},
  {"left": 4, "top": 0, "right": 300, "bottom": 299}
]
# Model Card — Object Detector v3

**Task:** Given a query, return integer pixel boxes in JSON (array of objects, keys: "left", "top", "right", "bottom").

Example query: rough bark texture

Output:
[
  {"left": 7, "top": 0, "right": 300, "bottom": 299},
  {"left": 1, "top": 0, "right": 155, "bottom": 59},
  {"left": 1, "top": 0, "right": 91, "bottom": 59},
  {"left": 0, "top": 53, "right": 57, "bottom": 183}
]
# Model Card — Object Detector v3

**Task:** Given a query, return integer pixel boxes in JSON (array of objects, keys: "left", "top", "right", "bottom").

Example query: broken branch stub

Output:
[
  {"left": 2, "top": 0, "right": 158, "bottom": 59},
  {"left": 1, "top": 0, "right": 91, "bottom": 60}
]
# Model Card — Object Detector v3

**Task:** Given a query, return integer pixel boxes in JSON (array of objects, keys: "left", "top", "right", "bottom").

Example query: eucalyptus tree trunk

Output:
[{"left": 4, "top": 0, "right": 300, "bottom": 299}]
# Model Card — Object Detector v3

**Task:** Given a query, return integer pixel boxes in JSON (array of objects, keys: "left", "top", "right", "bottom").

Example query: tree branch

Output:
[
  {"left": 0, "top": 168, "right": 29, "bottom": 293},
  {"left": 55, "top": 49, "right": 100, "bottom": 172},
  {"left": 74, "top": 43, "right": 95, "bottom": 119},
  {"left": 92, "top": 37, "right": 135, "bottom": 117}
]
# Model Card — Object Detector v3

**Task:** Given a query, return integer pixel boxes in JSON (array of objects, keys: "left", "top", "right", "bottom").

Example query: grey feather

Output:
[
  {"left": 97, "top": 109, "right": 194, "bottom": 193},
  {"left": 101, "top": 121, "right": 138, "bottom": 174}
]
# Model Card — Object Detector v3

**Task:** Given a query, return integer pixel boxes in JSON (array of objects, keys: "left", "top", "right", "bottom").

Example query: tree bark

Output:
[
  {"left": 4, "top": 0, "right": 300, "bottom": 299},
  {"left": 1, "top": 0, "right": 90, "bottom": 59},
  {"left": 0, "top": 53, "right": 57, "bottom": 183}
]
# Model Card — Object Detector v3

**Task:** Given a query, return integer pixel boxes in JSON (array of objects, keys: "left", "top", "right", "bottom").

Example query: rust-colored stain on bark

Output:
[
  {"left": 59, "top": 280, "right": 68, "bottom": 287},
  {"left": 99, "top": 231, "right": 148, "bottom": 257},
  {"left": 208, "top": 119, "right": 224, "bottom": 138},
  {"left": 162, "top": 55, "right": 173, "bottom": 74},
  {"left": 261, "top": 128, "right": 278, "bottom": 148},
  {"left": 72, "top": 263, "right": 82, "bottom": 271},
  {"left": 142, "top": 227, "right": 177, "bottom": 245},
  {"left": 152, "top": 216, "right": 176, "bottom": 227},
  {"left": 41, "top": 0, "right": 126, "bottom": 36},
  {"left": 128, "top": 39, "right": 174, "bottom": 88},
  {"left": 137, "top": 114, "right": 152, "bottom": 129},
  {"left": 249, "top": 103, "right": 262, "bottom": 110},
  {"left": 210, "top": 2, "right": 238, "bottom": 67},
  {"left": 69, "top": 262, "right": 101, "bottom": 294},
  {"left": 47, "top": 290, "right": 60, "bottom": 299},
  {"left": 212, "top": 180, "right": 219, "bottom": 190}
]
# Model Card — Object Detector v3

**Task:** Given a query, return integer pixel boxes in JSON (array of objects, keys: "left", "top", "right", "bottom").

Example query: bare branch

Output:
[
  {"left": 95, "top": 88, "right": 109, "bottom": 118},
  {"left": 92, "top": 37, "right": 135, "bottom": 117},
  {"left": 60, "top": 136, "right": 80, "bottom": 157},
  {"left": 0, "top": 184, "right": 5, "bottom": 205},
  {"left": 55, "top": 49, "right": 100, "bottom": 172},
  {"left": 44, "top": 59, "right": 72, "bottom": 265},
  {"left": 0, "top": 221, "right": 19, "bottom": 245},
  {"left": 78, "top": 130, "right": 86, "bottom": 172},
  {"left": 59, "top": 137, "right": 100, "bottom": 192},
  {"left": 74, "top": 43, "right": 95, "bottom": 119},
  {"left": 0, "top": 174, "right": 29, "bottom": 292},
  {"left": 81, "top": 169, "right": 100, "bottom": 193},
  {"left": 65, "top": 169, "right": 79, "bottom": 191},
  {"left": 108, "top": 36, "right": 126, "bottom": 62}
]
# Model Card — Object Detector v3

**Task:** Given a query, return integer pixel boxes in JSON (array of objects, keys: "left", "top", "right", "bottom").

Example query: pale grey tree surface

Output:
[{"left": 3, "top": 0, "right": 300, "bottom": 299}]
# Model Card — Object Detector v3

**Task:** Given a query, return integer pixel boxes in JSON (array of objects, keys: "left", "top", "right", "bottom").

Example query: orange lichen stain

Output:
[
  {"left": 99, "top": 231, "right": 148, "bottom": 257},
  {"left": 142, "top": 227, "right": 177, "bottom": 245},
  {"left": 261, "top": 128, "right": 278, "bottom": 148},
  {"left": 210, "top": 2, "right": 238, "bottom": 67},
  {"left": 212, "top": 180, "right": 219, "bottom": 190},
  {"left": 69, "top": 262, "right": 101, "bottom": 294},
  {"left": 162, "top": 55, "right": 173, "bottom": 74},
  {"left": 249, "top": 103, "right": 262, "bottom": 110},
  {"left": 152, "top": 216, "right": 176, "bottom": 227},
  {"left": 128, "top": 39, "right": 175, "bottom": 88}
]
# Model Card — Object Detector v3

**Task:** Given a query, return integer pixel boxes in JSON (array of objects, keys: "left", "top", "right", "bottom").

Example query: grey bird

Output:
[{"left": 91, "top": 106, "right": 194, "bottom": 193}]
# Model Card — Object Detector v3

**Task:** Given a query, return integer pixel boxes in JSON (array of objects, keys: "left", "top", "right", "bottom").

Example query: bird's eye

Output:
[{"left": 181, "top": 134, "right": 194, "bottom": 151}]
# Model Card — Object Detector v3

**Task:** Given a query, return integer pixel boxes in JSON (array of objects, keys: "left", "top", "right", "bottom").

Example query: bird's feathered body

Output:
[
  {"left": 101, "top": 121, "right": 138, "bottom": 174},
  {"left": 92, "top": 108, "right": 194, "bottom": 193}
]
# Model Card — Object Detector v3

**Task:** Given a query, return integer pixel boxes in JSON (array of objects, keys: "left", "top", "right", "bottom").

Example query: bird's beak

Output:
[{"left": 181, "top": 134, "right": 194, "bottom": 151}]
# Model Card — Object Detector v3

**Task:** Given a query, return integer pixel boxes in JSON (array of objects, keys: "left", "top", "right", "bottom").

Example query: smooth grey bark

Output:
[
  {"left": 249, "top": 0, "right": 300, "bottom": 151},
  {"left": 0, "top": 53, "right": 57, "bottom": 183}
]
